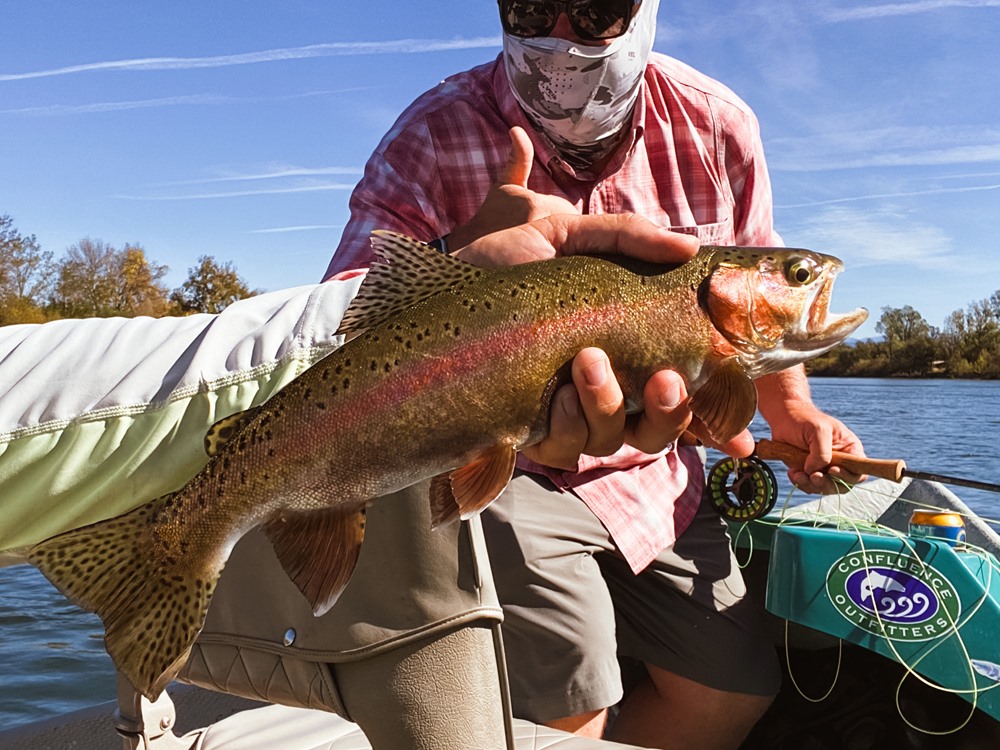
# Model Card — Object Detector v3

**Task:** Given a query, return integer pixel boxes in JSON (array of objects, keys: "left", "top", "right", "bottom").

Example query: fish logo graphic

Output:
[{"left": 826, "top": 553, "right": 960, "bottom": 641}]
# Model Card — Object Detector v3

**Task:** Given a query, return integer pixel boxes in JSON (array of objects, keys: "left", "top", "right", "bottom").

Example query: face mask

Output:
[{"left": 503, "top": 0, "right": 659, "bottom": 164}]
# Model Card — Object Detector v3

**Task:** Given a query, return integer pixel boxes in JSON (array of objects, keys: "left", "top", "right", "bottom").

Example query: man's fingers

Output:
[
  {"left": 626, "top": 370, "right": 691, "bottom": 454},
  {"left": 685, "top": 417, "right": 755, "bottom": 458},
  {"left": 532, "top": 213, "right": 699, "bottom": 264},
  {"left": 572, "top": 348, "right": 626, "bottom": 457},
  {"left": 521, "top": 385, "right": 587, "bottom": 471},
  {"left": 501, "top": 126, "right": 534, "bottom": 187}
]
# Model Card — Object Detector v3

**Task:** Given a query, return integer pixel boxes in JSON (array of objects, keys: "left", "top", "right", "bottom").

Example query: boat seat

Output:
[
  {"left": 119, "top": 482, "right": 652, "bottom": 750},
  {"left": 186, "top": 704, "right": 643, "bottom": 749}
]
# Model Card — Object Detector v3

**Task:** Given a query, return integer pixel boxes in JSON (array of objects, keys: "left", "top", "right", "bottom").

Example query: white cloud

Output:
[
  {"left": 782, "top": 205, "right": 954, "bottom": 269},
  {"left": 821, "top": 0, "right": 1000, "bottom": 23},
  {"left": 0, "top": 38, "right": 502, "bottom": 82},
  {"left": 769, "top": 125, "right": 1000, "bottom": 171}
]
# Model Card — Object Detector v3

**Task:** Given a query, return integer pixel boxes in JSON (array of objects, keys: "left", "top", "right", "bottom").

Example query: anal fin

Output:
[
  {"left": 429, "top": 443, "right": 517, "bottom": 528},
  {"left": 688, "top": 360, "right": 758, "bottom": 444},
  {"left": 263, "top": 508, "right": 366, "bottom": 617}
]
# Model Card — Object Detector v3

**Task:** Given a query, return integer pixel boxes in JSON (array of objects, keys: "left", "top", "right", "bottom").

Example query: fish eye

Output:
[{"left": 786, "top": 257, "right": 819, "bottom": 286}]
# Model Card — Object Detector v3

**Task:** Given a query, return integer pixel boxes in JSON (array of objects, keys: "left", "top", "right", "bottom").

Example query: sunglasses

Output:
[{"left": 499, "top": 0, "right": 643, "bottom": 41}]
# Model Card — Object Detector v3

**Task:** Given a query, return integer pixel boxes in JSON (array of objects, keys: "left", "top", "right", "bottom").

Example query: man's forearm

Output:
[{"left": 755, "top": 365, "right": 813, "bottom": 421}]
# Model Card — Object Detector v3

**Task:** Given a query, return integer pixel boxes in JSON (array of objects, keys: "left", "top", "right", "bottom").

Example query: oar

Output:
[{"left": 755, "top": 439, "right": 1000, "bottom": 495}]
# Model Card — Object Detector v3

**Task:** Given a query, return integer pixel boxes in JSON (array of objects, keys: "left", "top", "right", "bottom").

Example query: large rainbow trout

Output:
[{"left": 30, "top": 232, "right": 867, "bottom": 699}]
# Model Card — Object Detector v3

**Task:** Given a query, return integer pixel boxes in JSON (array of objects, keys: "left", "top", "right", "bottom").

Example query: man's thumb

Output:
[{"left": 501, "top": 126, "right": 534, "bottom": 187}]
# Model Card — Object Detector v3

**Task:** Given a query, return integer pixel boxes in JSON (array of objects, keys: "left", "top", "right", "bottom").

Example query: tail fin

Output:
[{"left": 29, "top": 498, "right": 221, "bottom": 700}]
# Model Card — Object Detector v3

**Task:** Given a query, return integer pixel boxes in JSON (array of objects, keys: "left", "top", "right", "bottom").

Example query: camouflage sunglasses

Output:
[{"left": 499, "top": 0, "right": 643, "bottom": 41}]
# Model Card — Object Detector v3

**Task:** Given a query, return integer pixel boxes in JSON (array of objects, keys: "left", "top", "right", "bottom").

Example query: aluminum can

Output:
[{"left": 909, "top": 510, "right": 966, "bottom": 547}]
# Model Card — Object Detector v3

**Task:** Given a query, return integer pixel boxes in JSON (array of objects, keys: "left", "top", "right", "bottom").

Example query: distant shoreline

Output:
[{"left": 806, "top": 371, "right": 999, "bottom": 381}]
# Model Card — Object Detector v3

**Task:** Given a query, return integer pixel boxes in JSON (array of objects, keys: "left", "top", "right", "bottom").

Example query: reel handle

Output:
[{"left": 755, "top": 439, "right": 906, "bottom": 482}]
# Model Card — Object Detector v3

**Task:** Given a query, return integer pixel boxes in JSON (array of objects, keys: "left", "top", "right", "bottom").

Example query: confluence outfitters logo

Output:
[{"left": 826, "top": 550, "right": 961, "bottom": 641}]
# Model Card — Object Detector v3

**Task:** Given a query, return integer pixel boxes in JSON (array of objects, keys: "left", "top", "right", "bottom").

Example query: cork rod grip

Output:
[{"left": 754, "top": 439, "right": 907, "bottom": 483}]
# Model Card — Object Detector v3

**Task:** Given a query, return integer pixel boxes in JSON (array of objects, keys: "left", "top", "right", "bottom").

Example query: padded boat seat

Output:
[{"left": 191, "top": 704, "right": 646, "bottom": 749}]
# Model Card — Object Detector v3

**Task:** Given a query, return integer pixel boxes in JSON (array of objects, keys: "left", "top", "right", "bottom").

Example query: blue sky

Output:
[{"left": 1, "top": 1, "right": 998, "bottom": 338}]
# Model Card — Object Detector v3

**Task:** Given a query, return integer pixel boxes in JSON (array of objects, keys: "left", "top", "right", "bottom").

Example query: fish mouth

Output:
[{"left": 786, "top": 273, "right": 868, "bottom": 352}]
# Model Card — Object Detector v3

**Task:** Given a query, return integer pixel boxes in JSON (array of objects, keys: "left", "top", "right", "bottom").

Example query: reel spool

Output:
[{"left": 708, "top": 455, "right": 778, "bottom": 521}]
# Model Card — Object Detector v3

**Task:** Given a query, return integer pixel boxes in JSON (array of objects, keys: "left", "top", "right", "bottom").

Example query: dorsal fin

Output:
[
  {"left": 336, "top": 231, "right": 482, "bottom": 335},
  {"left": 204, "top": 406, "right": 262, "bottom": 456}
]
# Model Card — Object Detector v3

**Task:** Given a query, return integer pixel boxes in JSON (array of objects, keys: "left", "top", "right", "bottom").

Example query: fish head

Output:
[{"left": 702, "top": 247, "right": 868, "bottom": 378}]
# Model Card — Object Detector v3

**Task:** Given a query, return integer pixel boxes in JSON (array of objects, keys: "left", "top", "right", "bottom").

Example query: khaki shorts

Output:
[{"left": 482, "top": 470, "right": 781, "bottom": 723}]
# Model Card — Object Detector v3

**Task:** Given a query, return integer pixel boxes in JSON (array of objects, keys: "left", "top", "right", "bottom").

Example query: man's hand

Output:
[
  {"left": 447, "top": 126, "right": 579, "bottom": 254},
  {"left": 450, "top": 133, "right": 706, "bottom": 472},
  {"left": 520, "top": 349, "right": 755, "bottom": 471},
  {"left": 757, "top": 369, "right": 866, "bottom": 494}
]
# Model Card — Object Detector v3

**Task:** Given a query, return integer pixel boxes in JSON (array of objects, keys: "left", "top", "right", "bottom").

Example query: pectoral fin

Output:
[
  {"left": 429, "top": 443, "right": 517, "bottom": 528},
  {"left": 688, "top": 360, "right": 757, "bottom": 444},
  {"left": 263, "top": 508, "right": 366, "bottom": 617}
]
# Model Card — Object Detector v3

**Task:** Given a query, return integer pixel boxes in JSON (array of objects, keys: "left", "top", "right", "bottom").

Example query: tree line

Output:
[
  {"left": 807, "top": 294, "right": 1000, "bottom": 379},
  {"left": 0, "top": 215, "right": 259, "bottom": 325}
]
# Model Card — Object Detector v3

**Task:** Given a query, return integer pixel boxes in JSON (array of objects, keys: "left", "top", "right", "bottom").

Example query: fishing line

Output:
[
  {"left": 782, "top": 618, "right": 843, "bottom": 704},
  {"left": 731, "top": 473, "right": 1000, "bottom": 734},
  {"left": 849, "top": 519, "right": 994, "bottom": 735}
]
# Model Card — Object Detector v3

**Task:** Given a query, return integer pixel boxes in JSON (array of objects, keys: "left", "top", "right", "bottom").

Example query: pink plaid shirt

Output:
[{"left": 324, "top": 52, "right": 780, "bottom": 572}]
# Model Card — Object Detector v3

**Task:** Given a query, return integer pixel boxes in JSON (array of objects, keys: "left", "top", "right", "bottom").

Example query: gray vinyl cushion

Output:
[{"left": 190, "top": 704, "right": 650, "bottom": 750}]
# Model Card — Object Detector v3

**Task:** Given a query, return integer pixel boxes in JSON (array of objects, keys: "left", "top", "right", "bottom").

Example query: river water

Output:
[{"left": 1, "top": 378, "right": 998, "bottom": 731}]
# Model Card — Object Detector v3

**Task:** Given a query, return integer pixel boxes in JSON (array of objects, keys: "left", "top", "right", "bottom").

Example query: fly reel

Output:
[{"left": 708, "top": 455, "right": 778, "bottom": 521}]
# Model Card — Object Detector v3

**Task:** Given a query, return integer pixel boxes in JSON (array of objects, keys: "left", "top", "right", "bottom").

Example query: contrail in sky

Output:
[
  {"left": 0, "top": 37, "right": 502, "bottom": 82},
  {"left": 0, "top": 88, "right": 369, "bottom": 115},
  {"left": 119, "top": 184, "right": 358, "bottom": 200},
  {"left": 777, "top": 182, "right": 1000, "bottom": 209},
  {"left": 250, "top": 225, "right": 344, "bottom": 234},
  {"left": 823, "top": 0, "right": 1000, "bottom": 22},
  {"left": 164, "top": 167, "right": 364, "bottom": 185}
]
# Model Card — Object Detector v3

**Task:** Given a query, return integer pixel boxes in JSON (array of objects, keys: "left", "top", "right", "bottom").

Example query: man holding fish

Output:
[
  {"left": 322, "top": 1, "right": 867, "bottom": 747},
  {"left": 3, "top": 2, "right": 869, "bottom": 748}
]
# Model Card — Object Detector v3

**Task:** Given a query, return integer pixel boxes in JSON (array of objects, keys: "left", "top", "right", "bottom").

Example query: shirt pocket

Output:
[{"left": 666, "top": 218, "right": 734, "bottom": 246}]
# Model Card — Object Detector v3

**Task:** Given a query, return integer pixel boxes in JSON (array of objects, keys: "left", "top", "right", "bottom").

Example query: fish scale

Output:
[{"left": 28, "top": 231, "right": 867, "bottom": 699}]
